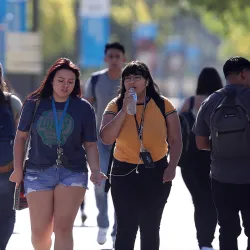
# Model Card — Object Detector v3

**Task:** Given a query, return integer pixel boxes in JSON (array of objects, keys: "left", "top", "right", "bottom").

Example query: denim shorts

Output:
[{"left": 24, "top": 165, "right": 88, "bottom": 196}]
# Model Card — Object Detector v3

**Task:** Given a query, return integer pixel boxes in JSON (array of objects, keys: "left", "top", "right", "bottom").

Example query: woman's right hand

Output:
[
  {"left": 122, "top": 90, "right": 133, "bottom": 113},
  {"left": 9, "top": 168, "right": 23, "bottom": 187}
]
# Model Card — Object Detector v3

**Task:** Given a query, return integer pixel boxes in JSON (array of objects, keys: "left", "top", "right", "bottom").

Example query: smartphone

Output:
[{"left": 140, "top": 151, "right": 155, "bottom": 168}]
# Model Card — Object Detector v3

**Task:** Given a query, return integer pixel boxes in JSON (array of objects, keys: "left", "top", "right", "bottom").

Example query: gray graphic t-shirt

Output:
[
  {"left": 84, "top": 69, "right": 120, "bottom": 131},
  {"left": 18, "top": 97, "right": 97, "bottom": 172}
]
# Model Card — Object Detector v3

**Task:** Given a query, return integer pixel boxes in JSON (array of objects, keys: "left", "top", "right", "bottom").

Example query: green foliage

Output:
[
  {"left": 38, "top": 0, "right": 76, "bottom": 67},
  {"left": 35, "top": 0, "right": 250, "bottom": 70},
  {"left": 198, "top": 4, "right": 250, "bottom": 59}
]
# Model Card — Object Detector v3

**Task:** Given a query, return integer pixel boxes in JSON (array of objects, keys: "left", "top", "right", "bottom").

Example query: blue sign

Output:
[
  {"left": 7, "top": 0, "right": 27, "bottom": 32},
  {"left": 164, "top": 37, "right": 184, "bottom": 53},
  {"left": 185, "top": 46, "right": 201, "bottom": 75},
  {"left": 80, "top": 16, "right": 110, "bottom": 68},
  {"left": 0, "top": 0, "right": 7, "bottom": 68},
  {"left": 133, "top": 23, "right": 158, "bottom": 41}
]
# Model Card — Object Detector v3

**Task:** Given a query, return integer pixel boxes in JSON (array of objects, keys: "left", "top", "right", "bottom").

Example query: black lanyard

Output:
[{"left": 134, "top": 97, "right": 148, "bottom": 143}]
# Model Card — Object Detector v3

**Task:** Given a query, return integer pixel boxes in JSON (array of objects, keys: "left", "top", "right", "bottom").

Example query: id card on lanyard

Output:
[
  {"left": 52, "top": 97, "right": 69, "bottom": 166},
  {"left": 134, "top": 97, "right": 155, "bottom": 168}
]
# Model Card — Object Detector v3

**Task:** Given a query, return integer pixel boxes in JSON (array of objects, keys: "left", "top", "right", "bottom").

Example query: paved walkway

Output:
[{"left": 7, "top": 168, "right": 248, "bottom": 250}]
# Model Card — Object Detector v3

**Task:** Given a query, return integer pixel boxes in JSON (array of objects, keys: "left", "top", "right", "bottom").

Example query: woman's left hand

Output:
[
  {"left": 90, "top": 171, "right": 108, "bottom": 186},
  {"left": 163, "top": 165, "right": 176, "bottom": 183}
]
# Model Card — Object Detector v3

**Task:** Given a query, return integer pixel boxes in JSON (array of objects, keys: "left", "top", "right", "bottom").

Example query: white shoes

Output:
[
  {"left": 112, "top": 235, "right": 116, "bottom": 248},
  {"left": 201, "top": 247, "right": 214, "bottom": 250},
  {"left": 97, "top": 227, "right": 108, "bottom": 245}
]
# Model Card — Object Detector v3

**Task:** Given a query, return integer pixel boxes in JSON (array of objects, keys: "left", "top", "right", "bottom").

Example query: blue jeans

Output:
[
  {"left": 95, "top": 141, "right": 117, "bottom": 235},
  {"left": 0, "top": 170, "right": 16, "bottom": 250}
]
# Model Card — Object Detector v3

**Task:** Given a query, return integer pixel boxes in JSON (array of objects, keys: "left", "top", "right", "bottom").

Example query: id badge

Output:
[
  {"left": 61, "top": 155, "right": 69, "bottom": 167},
  {"left": 140, "top": 149, "right": 155, "bottom": 168},
  {"left": 56, "top": 147, "right": 68, "bottom": 167}
]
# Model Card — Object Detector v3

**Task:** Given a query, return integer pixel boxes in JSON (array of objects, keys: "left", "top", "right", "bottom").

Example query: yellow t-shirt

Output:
[{"left": 104, "top": 96, "right": 176, "bottom": 164}]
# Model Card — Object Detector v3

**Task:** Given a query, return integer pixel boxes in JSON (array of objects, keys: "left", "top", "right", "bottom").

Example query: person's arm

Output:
[
  {"left": 14, "top": 100, "right": 35, "bottom": 171},
  {"left": 196, "top": 136, "right": 210, "bottom": 151},
  {"left": 14, "top": 131, "right": 28, "bottom": 172},
  {"left": 192, "top": 100, "right": 211, "bottom": 150},
  {"left": 10, "top": 94, "right": 22, "bottom": 128},
  {"left": 100, "top": 111, "right": 126, "bottom": 145},
  {"left": 100, "top": 92, "right": 131, "bottom": 145},
  {"left": 83, "top": 141, "right": 100, "bottom": 173},
  {"left": 10, "top": 99, "right": 35, "bottom": 185},
  {"left": 166, "top": 112, "right": 182, "bottom": 168},
  {"left": 163, "top": 111, "right": 182, "bottom": 183},
  {"left": 81, "top": 102, "right": 107, "bottom": 184},
  {"left": 161, "top": 97, "right": 182, "bottom": 182},
  {"left": 81, "top": 103, "right": 99, "bottom": 173}
]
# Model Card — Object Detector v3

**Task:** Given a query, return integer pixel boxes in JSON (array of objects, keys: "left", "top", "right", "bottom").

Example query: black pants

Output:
[
  {"left": 0, "top": 171, "right": 16, "bottom": 250},
  {"left": 181, "top": 166, "right": 217, "bottom": 248},
  {"left": 80, "top": 200, "right": 85, "bottom": 212},
  {"left": 212, "top": 179, "right": 250, "bottom": 250},
  {"left": 111, "top": 157, "right": 171, "bottom": 250}
]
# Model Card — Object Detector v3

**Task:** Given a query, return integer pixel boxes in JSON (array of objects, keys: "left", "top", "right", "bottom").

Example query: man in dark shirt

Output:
[{"left": 193, "top": 56, "right": 250, "bottom": 250}]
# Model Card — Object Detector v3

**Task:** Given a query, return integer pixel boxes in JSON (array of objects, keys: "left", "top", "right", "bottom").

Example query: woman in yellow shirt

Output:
[{"left": 100, "top": 61, "right": 182, "bottom": 250}]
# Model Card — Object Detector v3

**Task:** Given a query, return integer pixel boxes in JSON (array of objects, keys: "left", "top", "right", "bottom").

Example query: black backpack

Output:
[
  {"left": 178, "top": 96, "right": 200, "bottom": 168},
  {"left": 210, "top": 87, "right": 250, "bottom": 159},
  {"left": 104, "top": 95, "right": 167, "bottom": 192}
]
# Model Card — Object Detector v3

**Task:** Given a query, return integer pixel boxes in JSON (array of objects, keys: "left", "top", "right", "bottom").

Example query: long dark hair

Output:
[
  {"left": 196, "top": 67, "right": 223, "bottom": 95},
  {"left": 0, "top": 63, "right": 8, "bottom": 104},
  {"left": 25, "top": 58, "right": 81, "bottom": 103},
  {"left": 116, "top": 61, "right": 161, "bottom": 107}
]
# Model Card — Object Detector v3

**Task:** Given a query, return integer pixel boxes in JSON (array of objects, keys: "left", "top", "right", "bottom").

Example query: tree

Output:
[
  {"left": 112, "top": 0, "right": 250, "bottom": 60},
  {"left": 36, "top": 0, "right": 76, "bottom": 69}
]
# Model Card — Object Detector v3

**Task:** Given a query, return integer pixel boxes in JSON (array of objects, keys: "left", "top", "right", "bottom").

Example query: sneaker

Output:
[
  {"left": 201, "top": 247, "right": 214, "bottom": 250},
  {"left": 97, "top": 227, "right": 108, "bottom": 245},
  {"left": 81, "top": 214, "right": 87, "bottom": 225},
  {"left": 112, "top": 235, "right": 116, "bottom": 248}
]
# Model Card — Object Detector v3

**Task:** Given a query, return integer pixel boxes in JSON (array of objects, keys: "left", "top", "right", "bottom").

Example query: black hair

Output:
[
  {"left": 223, "top": 56, "right": 250, "bottom": 78},
  {"left": 0, "top": 63, "right": 8, "bottom": 104},
  {"left": 196, "top": 67, "right": 223, "bottom": 95},
  {"left": 105, "top": 42, "right": 125, "bottom": 54},
  {"left": 116, "top": 61, "right": 161, "bottom": 108}
]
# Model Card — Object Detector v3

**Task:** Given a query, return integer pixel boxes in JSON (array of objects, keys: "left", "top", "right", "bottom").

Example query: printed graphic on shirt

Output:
[{"left": 37, "top": 110, "right": 74, "bottom": 147}]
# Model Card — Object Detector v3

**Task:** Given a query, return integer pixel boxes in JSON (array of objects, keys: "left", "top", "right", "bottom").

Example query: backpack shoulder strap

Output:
[
  {"left": 188, "top": 96, "right": 195, "bottom": 112},
  {"left": 90, "top": 73, "right": 100, "bottom": 101},
  {"left": 152, "top": 95, "right": 167, "bottom": 126}
]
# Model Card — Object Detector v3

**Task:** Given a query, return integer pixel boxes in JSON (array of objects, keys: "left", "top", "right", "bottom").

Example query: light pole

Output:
[{"left": 32, "top": 0, "right": 39, "bottom": 32}]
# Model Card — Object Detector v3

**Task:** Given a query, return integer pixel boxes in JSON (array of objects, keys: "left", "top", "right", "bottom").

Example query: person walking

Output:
[
  {"left": 9, "top": 58, "right": 106, "bottom": 250},
  {"left": 0, "top": 63, "right": 22, "bottom": 250},
  {"left": 100, "top": 61, "right": 182, "bottom": 250},
  {"left": 82, "top": 42, "right": 126, "bottom": 245},
  {"left": 179, "top": 67, "right": 223, "bottom": 250},
  {"left": 193, "top": 56, "right": 250, "bottom": 250}
]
